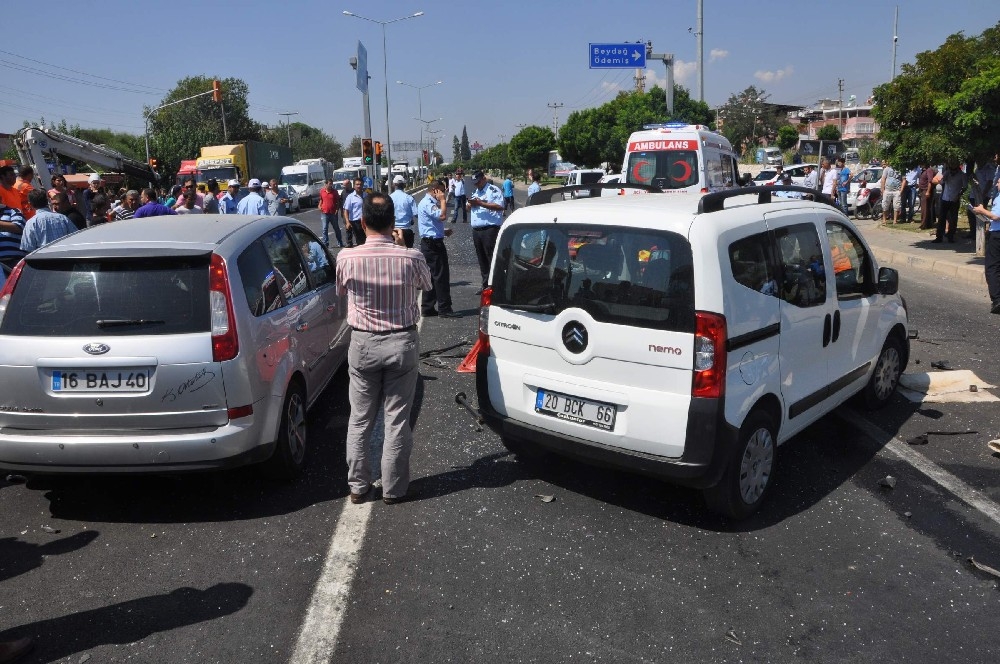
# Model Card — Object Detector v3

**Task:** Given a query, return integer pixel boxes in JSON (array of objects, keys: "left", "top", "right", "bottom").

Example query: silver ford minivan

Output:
[{"left": 0, "top": 214, "right": 348, "bottom": 478}]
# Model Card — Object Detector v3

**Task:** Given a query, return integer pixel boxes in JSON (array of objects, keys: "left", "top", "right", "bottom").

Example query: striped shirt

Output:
[
  {"left": 0, "top": 205, "right": 26, "bottom": 264},
  {"left": 336, "top": 233, "right": 431, "bottom": 332}
]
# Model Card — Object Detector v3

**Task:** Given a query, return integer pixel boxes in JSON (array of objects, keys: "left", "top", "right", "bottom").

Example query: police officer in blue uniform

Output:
[{"left": 468, "top": 170, "right": 506, "bottom": 290}]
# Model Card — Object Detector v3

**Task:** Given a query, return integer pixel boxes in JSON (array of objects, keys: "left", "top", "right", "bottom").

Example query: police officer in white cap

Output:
[
  {"left": 389, "top": 174, "right": 418, "bottom": 248},
  {"left": 219, "top": 179, "right": 242, "bottom": 214},
  {"left": 237, "top": 178, "right": 268, "bottom": 215}
]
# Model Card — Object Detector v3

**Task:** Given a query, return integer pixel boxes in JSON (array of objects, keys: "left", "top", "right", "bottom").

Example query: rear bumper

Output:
[
  {"left": 475, "top": 355, "right": 739, "bottom": 489},
  {"left": 0, "top": 418, "right": 273, "bottom": 474}
]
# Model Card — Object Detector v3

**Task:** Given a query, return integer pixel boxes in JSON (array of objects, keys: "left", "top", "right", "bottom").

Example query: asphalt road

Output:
[{"left": 2, "top": 188, "right": 1000, "bottom": 663}]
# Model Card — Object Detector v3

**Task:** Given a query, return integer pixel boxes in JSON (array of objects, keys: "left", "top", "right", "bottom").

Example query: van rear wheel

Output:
[
  {"left": 260, "top": 382, "right": 307, "bottom": 480},
  {"left": 703, "top": 411, "right": 777, "bottom": 520}
]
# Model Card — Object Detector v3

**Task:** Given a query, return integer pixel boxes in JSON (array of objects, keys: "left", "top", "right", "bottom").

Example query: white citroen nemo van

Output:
[
  {"left": 622, "top": 123, "right": 742, "bottom": 194},
  {"left": 475, "top": 186, "right": 909, "bottom": 518}
]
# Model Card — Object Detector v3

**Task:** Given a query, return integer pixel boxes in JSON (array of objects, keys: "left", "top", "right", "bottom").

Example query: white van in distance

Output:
[
  {"left": 281, "top": 159, "right": 330, "bottom": 207},
  {"left": 622, "top": 123, "right": 742, "bottom": 194}
]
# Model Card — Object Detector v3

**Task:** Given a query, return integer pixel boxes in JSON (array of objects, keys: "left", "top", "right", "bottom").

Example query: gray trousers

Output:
[{"left": 346, "top": 328, "right": 419, "bottom": 499}]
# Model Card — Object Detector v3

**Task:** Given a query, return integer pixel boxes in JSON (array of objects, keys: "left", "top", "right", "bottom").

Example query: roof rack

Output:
[
  {"left": 697, "top": 186, "right": 838, "bottom": 214},
  {"left": 527, "top": 182, "right": 662, "bottom": 206}
]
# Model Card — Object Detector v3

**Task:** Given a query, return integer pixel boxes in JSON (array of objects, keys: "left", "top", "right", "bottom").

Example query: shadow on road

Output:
[
  {"left": 0, "top": 582, "right": 253, "bottom": 664},
  {"left": 0, "top": 531, "right": 99, "bottom": 583}
]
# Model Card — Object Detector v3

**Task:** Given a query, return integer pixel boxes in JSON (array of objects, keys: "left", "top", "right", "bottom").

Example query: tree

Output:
[
  {"left": 777, "top": 125, "right": 799, "bottom": 151},
  {"left": 873, "top": 21, "right": 1000, "bottom": 166},
  {"left": 460, "top": 126, "right": 472, "bottom": 162},
  {"left": 346, "top": 135, "right": 363, "bottom": 158},
  {"left": 147, "top": 76, "right": 260, "bottom": 181},
  {"left": 262, "top": 121, "right": 343, "bottom": 164},
  {"left": 508, "top": 125, "right": 555, "bottom": 173},
  {"left": 816, "top": 124, "right": 841, "bottom": 141},
  {"left": 452, "top": 135, "right": 461, "bottom": 163},
  {"left": 718, "top": 86, "right": 782, "bottom": 155}
]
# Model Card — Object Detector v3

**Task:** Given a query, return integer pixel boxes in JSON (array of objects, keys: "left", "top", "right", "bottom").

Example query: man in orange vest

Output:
[{"left": 12, "top": 165, "right": 35, "bottom": 219}]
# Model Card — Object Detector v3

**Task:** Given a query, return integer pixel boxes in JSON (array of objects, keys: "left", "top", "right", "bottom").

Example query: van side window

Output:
[
  {"left": 238, "top": 240, "right": 286, "bottom": 317},
  {"left": 728, "top": 233, "right": 777, "bottom": 297},
  {"left": 774, "top": 224, "right": 826, "bottom": 307},
  {"left": 826, "top": 222, "right": 872, "bottom": 298},
  {"left": 706, "top": 155, "right": 724, "bottom": 191},
  {"left": 261, "top": 227, "right": 311, "bottom": 302},
  {"left": 289, "top": 227, "right": 335, "bottom": 289}
]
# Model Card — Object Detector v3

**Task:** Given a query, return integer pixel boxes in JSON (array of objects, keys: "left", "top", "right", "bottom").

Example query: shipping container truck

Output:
[{"left": 196, "top": 141, "right": 292, "bottom": 187}]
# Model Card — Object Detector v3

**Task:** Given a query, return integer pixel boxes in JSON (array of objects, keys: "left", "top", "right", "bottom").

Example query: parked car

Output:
[
  {"left": 476, "top": 188, "right": 909, "bottom": 519},
  {"left": 752, "top": 163, "right": 814, "bottom": 187},
  {"left": 0, "top": 215, "right": 349, "bottom": 478},
  {"left": 562, "top": 169, "right": 606, "bottom": 199},
  {"left": 599, "top": 173, "right": 622, "bottom": 197}
]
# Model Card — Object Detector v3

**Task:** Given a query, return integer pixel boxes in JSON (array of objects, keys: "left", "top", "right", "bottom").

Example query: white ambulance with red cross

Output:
[{"left": 622, "top": 123, "right": 742, "bottom": 194}]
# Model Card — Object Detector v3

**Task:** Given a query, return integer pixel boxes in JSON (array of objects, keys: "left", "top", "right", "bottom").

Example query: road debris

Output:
[
  {"left": 907, "top": 434, "right": 929, "bottom": 446},
  {"left": 930, "top": 360, "right": 951, "bottom": 370},
  {"left": 898, "top": 370, "right": 997, "bottom": 404},
  {"left": 454, "top": 392, "right": 484, "bottom": 432},
  {"left": 988, "top": 440, "right": 1000, "bottom": 455},
  {"left": 725, "top": 630, "right": 742, "bottom": 645},
  {"left": 534, "top": 494, "right": 555, "bottom": 503},
  {"left": 904, "top": 512, "right": 913, "bottom": 518},
  {"left": 879, "top": 475, "right": 897, "bottom": 489},
  {"left": 967, "top": 557, "right": 1000, "bottom": 581},
  {"left": 40, "top": 525, "right": 61, "bottom": 534},
  {"left": 4, "top": 474, "right": 26, "bottom": 484}
]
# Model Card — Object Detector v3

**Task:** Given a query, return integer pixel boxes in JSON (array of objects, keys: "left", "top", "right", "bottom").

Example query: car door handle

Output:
[
  {"left": 831, "top": 310, "right": 841, "bottom": 343},
  {"left": 822, "top": 313, "right": 832, "bottom": 348}
]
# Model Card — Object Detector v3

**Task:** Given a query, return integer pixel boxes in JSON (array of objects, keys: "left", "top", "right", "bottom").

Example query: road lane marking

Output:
[
  {"left": 290, "top": 317, "right": 424, "bottom": 663},
  {"left": 290, "top": 499, "right": 373, "bottom": 664},
  {"left": 843, "top": 411, "right": 1000, "bottom": 528}
]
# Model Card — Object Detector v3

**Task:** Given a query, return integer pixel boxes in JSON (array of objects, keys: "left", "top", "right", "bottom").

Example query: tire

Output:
[
  {"left": 703, "top": 411, "right": 777, "bottom": 520},
  {"left": 260, "top": 381, "right": 307, "bottom": 479},
  {"left": 861, "top": 336, "right": 903, "bottom": 410},
  {"left": 871, "top": 201, "right": 883, "bottom": 219}
]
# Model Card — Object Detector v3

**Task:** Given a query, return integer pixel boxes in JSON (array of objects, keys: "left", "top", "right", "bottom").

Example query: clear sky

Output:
[{"left": 2, "top": 0, "right": 994, "bottom": 162}]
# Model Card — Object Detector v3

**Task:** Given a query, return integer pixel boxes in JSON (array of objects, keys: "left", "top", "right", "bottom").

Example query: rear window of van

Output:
[
  {"left": 492, "top": 225, "right": 694, "bottom": 332},
  {"left": 625, "top": 151, "right": 699, "bottom": 190},
  {"left": 0, "top": 257, "right": 211, "bottom": 336}
]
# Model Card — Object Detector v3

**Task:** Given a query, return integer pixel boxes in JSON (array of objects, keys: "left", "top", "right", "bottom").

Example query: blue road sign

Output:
[
  {"left": 589, "top": 43, "right": 646, "bottom": 69},
  {"left": 363, "top": 176, "right": 373, "bottom": 190}
]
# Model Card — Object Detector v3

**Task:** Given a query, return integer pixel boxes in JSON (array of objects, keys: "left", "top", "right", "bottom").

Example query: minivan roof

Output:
[{"left": 31, "top": 214, "right": 291, "bottom": 258}]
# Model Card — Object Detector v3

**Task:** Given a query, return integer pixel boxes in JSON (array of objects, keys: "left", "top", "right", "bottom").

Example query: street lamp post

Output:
[
  {"left": 344, "top": 9, "right": 424, "bottom": 176},
  {"left": 398, "top": 80, "right": 442, "bottom": 167}
]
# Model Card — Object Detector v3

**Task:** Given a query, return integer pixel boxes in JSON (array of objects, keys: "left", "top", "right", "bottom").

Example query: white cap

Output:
[
  {"left": 262, "top": 181, "right": 270, "bottom": 189},
  {"left": 88, "top": 173, "right": 102, "bottom": 183},
  {"left": 248, "top": 178, "right": 261, "bottom": 188},
  {"left": 228, "top": 179, "right": 240, "bottom": 187},
  {"left": 393, "top": 174, "right": 406, "bottom": 184}
]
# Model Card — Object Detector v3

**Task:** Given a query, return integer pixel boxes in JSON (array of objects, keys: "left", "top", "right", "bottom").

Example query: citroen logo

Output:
[
  {"left": 83, "top": 343, "right": 110, "bottom": 355},
  {"left": 562, "top": 321, "right": 588, "bottom": 354}
]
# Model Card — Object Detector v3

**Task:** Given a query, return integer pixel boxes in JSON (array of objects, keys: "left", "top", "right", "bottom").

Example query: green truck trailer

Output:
[{"left": 196, "top": 141, "right": 292, "bottom": 186}]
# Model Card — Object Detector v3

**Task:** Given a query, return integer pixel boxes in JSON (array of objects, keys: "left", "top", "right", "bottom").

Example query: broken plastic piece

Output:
[
  {"left": 968, "top": 557, "right": 1000, "bottom": 581},
  {"left": 40, "top": 525, "right": 61, "bottom": 534},
  {"left": 879, "top": 475, "right": 897, "bottom": 489},
  {"left": 988, "top": 440, "right": 1000, "bottom": 455},
  {"left": 534, "top": 494, "right": 555, "bottom": 503},
  {"left": 906, "top": 434, "right": 929, "bottom": 446},
  {"left": 4, "top": 474, "right": 27, "bottom": 484},
  {"left": 930, "top": 360, "right": 951, "bottom": 370},
  {"left": 725, "top": 630, "right": 742, "bottom": 645}
]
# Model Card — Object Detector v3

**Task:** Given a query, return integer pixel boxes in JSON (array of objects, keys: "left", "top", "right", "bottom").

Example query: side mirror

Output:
[{"left": 877, "top": 266, "right": 899, "bottom": 295}]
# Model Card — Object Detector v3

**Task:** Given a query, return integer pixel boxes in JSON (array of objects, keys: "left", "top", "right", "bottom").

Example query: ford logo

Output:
[
  {"left": 562, "top": 321, "right": 588, "bottom": 354},
  {"left": 83, "top": 343, "right": 110, "bottom": 355}
]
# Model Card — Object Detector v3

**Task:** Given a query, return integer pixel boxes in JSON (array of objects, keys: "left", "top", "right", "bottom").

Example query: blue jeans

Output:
[
  {"left": 837, "top": 190, "right": 848, "bottom": 212},
  {"left": 321, "top": 213, "right": 343, "bottom": 247},
  {"left": 452, "top": 195, "right": 467, "bottom": 223}
]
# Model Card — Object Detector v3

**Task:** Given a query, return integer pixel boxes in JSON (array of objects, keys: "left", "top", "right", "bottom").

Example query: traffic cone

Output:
[{"left": 457, "top": 337, "right": 484, "bottom": 373}]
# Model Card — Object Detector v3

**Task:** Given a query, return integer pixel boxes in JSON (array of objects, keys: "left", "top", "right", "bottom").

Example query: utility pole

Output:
[
  {"left": 838, "top": 79, "right": 844, "bottom": 137},
  {"left": 891, "top": 5, "right": 899, "bottom": 80},
  {"left": 646, "top": 42, "right": 675, "bottom": 115},
  {"left": 547, "top": 103, "right": 564, "bottom": 135},
  {"left": 633, "top": 68, "right": 646, "bottom": 92},
  {"left": 278, "top": 112, "right": 298, "bottom": 149},
  {"left": 696, "top": 0, "right": 704, "bottom": 102}
]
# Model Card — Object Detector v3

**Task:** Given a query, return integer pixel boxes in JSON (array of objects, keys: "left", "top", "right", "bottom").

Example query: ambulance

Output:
[{"left": 622, "top": 123, "right": 742, "bottom": 194}]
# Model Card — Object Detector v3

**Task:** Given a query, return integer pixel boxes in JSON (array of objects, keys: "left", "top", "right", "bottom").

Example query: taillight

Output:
[
  {"left": 692, "top": 311, "right": 726, "bottom": 399},
  {"left": 700, "top": 187, "right": 709, "bottom": 193},
  {"left": 209, "top": 253, "right": 239, "bottom": 362},
  {"left": 477, "top": 287, "right": 492, "bottom": 355},
  {"left": 227, "top": 404, "right": 253, "bottom": 420},
  {"left": 0, "top": 260, "right": 26, "bottom": 329}
]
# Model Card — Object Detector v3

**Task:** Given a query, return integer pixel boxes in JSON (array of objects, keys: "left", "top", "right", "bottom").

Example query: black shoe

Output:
[
  {"left": 383, "top": 495, "right": 407, "bottom": 505},
  {"left": 421, "top": 309, "right": 438, "bottom": 317},
  {"left": 947, "top": 237, "right": 955, "bottom": 243},
  {"left": 439, "top": 310, "right": 460, "bottom": 318},
  {"left": 349, "top": 487, "right": 370, "bottom": 504},
  {"left": 930, "top": 238, "right": 943, "bottom": 243},
  {"left": 992, "top": 301, "right": 1000, "bottom": 315}
]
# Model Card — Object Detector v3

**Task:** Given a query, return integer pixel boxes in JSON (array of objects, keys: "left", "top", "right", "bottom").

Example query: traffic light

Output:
[
  {"left": 212, "top": 80, "right": 222, "bottom": 103},
  {"left": 362, "top": 138, "right": 374, "bottom": 165},
  {"left": 148, "top": 158, "right": 159, "bottom": 169},
  {"left": 422, "top": 149, "right": 429, "bottom": 165},
  {"left": 374, "top": 141, "right": 383, "bottom": 162}
]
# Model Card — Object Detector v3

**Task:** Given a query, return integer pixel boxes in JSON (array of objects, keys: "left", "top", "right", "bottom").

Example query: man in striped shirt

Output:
[
  {"left": 336, "top": 191, "right": 431, "bottom": 505},
  {"left": 0, "top": 204, "right": 26, "bottom": 269}
]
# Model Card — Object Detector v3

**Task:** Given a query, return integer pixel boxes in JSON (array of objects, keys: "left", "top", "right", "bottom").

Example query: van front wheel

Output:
[{"left": 703, "top": 411, "right": 777, "bottom": 520}]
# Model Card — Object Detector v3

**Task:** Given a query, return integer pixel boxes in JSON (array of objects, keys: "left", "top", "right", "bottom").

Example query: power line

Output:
[
  {"left": 0, "top": 84, "right": 140, "bottom": 118},
  {"left": 0, "top": 100, "right": 144, "bottom": 131},
  {"left": 0, "top": 58, "right": 160, "bottom": 95},
  {"left": 0, "top": 48, "right": 165, "bottom": 93},
  {"left": 547, "top": 102, "right": 565, "bottom": 134}
]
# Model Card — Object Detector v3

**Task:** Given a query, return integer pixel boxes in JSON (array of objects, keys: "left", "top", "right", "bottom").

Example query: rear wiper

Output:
[
  {"left": 96, "top": 319, "right": 166, "bottom": 328},
  {"left": 496, "top": 303, "right": 556, "bottom": 313}
]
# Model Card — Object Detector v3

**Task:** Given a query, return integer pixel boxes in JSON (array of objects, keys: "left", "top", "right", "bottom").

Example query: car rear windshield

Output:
[
  {"left": 1, "top": 256, "right": 211, "bottom": 336},
  {"left": 492, "top": 225, "right": 694, "bottom": 332},
  {"left": 625, "top": 150, "right": 699, "bottom": 190}
]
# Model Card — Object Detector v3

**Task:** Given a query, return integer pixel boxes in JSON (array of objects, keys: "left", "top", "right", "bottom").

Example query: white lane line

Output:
[
  {"left": 290, "top": 499, "right": 373, "bottom": 663},
  {"left": 290, "top": 316, "right": 424, "bottom": 663},
  {"left": 843, "top": 411, "right": 1000, "bottom": 528}
]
